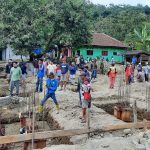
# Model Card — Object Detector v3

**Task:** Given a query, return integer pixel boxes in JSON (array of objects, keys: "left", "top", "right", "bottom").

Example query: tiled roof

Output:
[
  {"left": 125, "top": 50, "right": 150, "bottom": 56},
  {"left": 90, "top": 33, "right": 127, "bottom": 48}
]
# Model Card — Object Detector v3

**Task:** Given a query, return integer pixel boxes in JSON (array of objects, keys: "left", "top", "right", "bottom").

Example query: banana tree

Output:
[{"left": 134, "top": 24, "right": 150, "bottom": 52}]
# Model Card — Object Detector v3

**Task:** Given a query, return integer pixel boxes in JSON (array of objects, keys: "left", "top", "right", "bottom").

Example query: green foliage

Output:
[
  {"left": 125, "top": 23, "right": 150, "bottom": 52},
  {"left": 89, "top": 4, "right": 148, "bottom": 41},
  {"left": 1, "top": 0, "right": 150, "bottom": 56},
  {"left": 0, "top": 0, "right": 92, "bottom": 56}
]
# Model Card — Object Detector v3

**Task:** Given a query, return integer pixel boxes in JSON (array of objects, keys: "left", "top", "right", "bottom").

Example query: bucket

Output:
[
  {"left": 114, "top": 106, "right": 122, "bottom": 119},
  {"left": 121, "top": 108, "right": 132, "bottom": 122}
]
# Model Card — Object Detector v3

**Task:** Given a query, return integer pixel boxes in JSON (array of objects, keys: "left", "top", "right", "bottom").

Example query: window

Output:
[
  {"left": 113, "top": 52, "right": 117, "bottom": 56},
  {"left": 102, "top": 51, "right": 108, "bottom": 56},
  {"left": 87, "top": 50, "right": 93, "bottom": 55}
]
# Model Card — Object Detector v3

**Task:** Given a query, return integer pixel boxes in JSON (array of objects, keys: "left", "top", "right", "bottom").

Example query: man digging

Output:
[{"left": 38, "top": 72, "right": 59, "bottom": 114}]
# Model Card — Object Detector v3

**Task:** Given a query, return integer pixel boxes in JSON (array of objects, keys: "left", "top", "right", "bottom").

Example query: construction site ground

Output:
[{"left": 0, "top": 63, "right": 150, "bottom": 150}]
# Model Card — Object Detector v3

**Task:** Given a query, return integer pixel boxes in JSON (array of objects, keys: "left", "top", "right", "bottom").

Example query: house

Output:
[
  {"left": 0, "top": 45, "right": 29, "bottom": 61},
  {"left": 125, "top": 50, "right": 150, "bottom": 64},
  {"left": 74, "top": 33, "right": 127, "bottom": 63}
]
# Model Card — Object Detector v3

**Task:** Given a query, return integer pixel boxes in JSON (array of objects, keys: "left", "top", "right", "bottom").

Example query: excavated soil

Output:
[{"left": 94, "top": 102, "right": 150, "bottom": 121}]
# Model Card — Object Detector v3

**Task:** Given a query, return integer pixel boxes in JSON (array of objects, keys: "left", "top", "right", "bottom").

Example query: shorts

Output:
[
  {"left": 60, "top": 74, "right": 68, "bottom": 82},
  {"left": 82, "top": 99, "right": 89, "bottom": 108},
  {"left": 22, "top": 74, "right": 26, "bottom": 80},
  {"left": 70, "top": 74, "right": 75, "bottom": 79}
]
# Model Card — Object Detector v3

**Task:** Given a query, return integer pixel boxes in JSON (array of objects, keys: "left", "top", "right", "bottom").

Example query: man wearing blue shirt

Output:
[
  {"left": 36, "top": 59, "right": 45, "bottom": 92},
  {"left": 132, "top": 56, "right": 137, "bottom": 66},
  {"left": 38, "top": 72, "right": 59, "bottom": 113},
  {"left": 69, "top": 62, "right": 77, "bottom": 84},
  {"left": 60, "top": 59, "right": 69, "bottom": 90}
]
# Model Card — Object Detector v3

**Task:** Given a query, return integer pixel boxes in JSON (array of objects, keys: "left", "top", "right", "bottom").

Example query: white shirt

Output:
[{"left": 47, "top": 64, "right": 56, "bottom": 74}]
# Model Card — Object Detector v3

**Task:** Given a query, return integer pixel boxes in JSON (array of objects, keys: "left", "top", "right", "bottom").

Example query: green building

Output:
[{"left": 74, "top": 33, "right": 127, "bottom": 63}]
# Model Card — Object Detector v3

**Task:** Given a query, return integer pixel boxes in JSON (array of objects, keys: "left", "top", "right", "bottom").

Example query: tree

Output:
[
  {"left": 125, "top": 24, "right": 150, "bottom": 52},
  {"left": 0, "top": 0, "right": 92, "bottom": 57}
]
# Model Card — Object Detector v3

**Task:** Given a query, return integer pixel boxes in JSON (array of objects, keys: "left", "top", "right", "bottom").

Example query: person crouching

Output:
[{"left": 38, "top": 72, "right": 59, "bottom": 113}]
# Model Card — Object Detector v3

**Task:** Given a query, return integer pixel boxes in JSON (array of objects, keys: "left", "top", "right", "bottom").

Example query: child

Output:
[
  {"left": 55, "top": 64, "right": 61, "bottom": 86},
  {"left": 38, "top": 72, "right": 59, "bottom": 113},
  {"left": 69, "top": 62, "right": 77, "bottom": 84},
  {"left": 81, "top": 79, "right": 91, "bottom": 123},
  {"left": 107, "top": 64, "right": 117, "bottom": 89}
]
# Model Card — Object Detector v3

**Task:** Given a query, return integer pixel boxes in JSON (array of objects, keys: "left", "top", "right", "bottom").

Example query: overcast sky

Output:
[{"left": 89, "top": 0, "right": 150, "bottom": 6}]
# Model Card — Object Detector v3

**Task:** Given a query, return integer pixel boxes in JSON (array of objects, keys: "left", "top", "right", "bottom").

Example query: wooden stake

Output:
[
  {"left": 87, "top": 108, "right": 90, "bottom": 139},
  {"left": 133, "top": 100, "right": 137, "bottom": 123}
]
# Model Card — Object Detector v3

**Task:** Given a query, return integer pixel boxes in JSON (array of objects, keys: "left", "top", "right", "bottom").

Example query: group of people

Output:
[
  {"left": 125, "top": 62, "right": 150, "bottom": 84},
  {"left": 35, "top": 57, "right": 93, "bottom": 122},
  {"left": 5, "top": 55, "right": 150, "bottom": 123}
]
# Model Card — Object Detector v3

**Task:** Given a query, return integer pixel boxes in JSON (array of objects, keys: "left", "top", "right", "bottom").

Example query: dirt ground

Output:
[{"left": 1, "top": 63, "right": 150, "bottom": 150}]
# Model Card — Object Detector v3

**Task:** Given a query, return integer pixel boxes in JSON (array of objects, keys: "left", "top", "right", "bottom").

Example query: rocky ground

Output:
[{"left": 0, "top": 63, "right": 150, "bottom": 150}]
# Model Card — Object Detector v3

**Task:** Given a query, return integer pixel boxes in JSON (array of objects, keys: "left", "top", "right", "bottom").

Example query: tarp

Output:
[{"left": 33, "top": 48, "right": 43, "bottom": 55}]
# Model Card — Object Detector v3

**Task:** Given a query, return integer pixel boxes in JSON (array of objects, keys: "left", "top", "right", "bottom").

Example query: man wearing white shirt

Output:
[{"left": 47, "top": 61, "right": 56, "bottom": 76}]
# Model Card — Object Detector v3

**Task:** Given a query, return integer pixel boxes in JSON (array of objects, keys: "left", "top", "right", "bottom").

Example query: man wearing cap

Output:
[{"left": 38, "top": 72, "right": 59, "bottom": 113}]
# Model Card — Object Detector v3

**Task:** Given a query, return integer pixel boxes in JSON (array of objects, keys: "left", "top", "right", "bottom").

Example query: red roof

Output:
[{"left": 90, "top": 33, "right": 127, "bottom": 48}]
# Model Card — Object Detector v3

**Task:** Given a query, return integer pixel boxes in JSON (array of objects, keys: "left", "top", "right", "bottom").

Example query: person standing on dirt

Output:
[
  {"left": 47, "top": 61, "right": 56, "bottom": 76},
  {"left": 75, "top": 55, "right": 80, "bottom": 68},
  {"left": 10, "top": 62, "right": 22, "bottom": 96},
  {"left": 91, "top": 61, "right": 97, "bottom": 81},
  {"left": 38, "top": 72, "right": 59, "bottom": 113},
  {"left": 80, "top": 56, "right": 85, "bottom": 68},
  {"left": 80, "top": 74, "right": 91, "bottom": 123},
  {"left": 100, "top": 60, "right": 105, "bottom": 75},
  {"left": 69, "top": 62, "right": 77, "bottom": 85},
  {"left": 60, "top": 58, "right": 69, "bottom": 91},
  {"left": 5, "top": 59, "right": 13, "bottom": 83},
  {"left": 125, "top": 63, "right": 131, "bottom": 84},
  {"left": 35, "top": 59, "right": 45, "bottom": 92},
  {"left": 144, "top": 62, "right": 149, "bottom": 82},
  {"left": 107, "top": 64, "right": 117, "bottom": 89},
  {"left": 20, "top": 62, "right": 27, "bottom": 85},
  {"left": 55, "top": 63, "right": 61, "bottom": 87},
  {"left": 33, "top": 59, "right": 39, "bottom": 76}
]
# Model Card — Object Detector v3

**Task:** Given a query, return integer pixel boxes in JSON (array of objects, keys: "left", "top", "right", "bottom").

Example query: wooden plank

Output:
[
  {"left": 0, "top": 128, "right": 94, "bottom": 144},
  {"left": 1, "top": 121, "right": 150, "bottom": 144},
  {"left": 103, "top": 121, "right": 150, "bottom": 132}
]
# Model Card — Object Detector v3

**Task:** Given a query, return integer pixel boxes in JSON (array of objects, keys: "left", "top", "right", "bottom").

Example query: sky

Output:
[{"left": 89, "top": 0, "right": 150, "bottom": 6}]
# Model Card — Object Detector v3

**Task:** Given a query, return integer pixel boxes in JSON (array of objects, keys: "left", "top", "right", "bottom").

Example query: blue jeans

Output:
[
  {"left": 36, "top": 77, "right": 43, "bottom": 92},
  {"left": 40, "top": 92, "right": 58, "bottom": 106},
  {"left": 10, "top": 80, "right": 20, "bottom": 96},
  {"left": 91, "top": 69, "right": 97, "bottom": 80}
]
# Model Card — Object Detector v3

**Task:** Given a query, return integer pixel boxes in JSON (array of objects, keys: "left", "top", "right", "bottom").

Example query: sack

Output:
[{"left": 84, "top": 92, "right": 91, "bottom": 101}]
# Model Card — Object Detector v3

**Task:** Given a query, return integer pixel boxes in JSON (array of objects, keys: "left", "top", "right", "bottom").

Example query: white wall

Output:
[{"left": 2, "top": 45, "right": 29, "bottom": 61}]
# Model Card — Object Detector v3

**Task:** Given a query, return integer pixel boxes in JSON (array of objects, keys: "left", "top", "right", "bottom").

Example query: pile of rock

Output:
[{"left": 132, "top": 130, "right": 150, "bottom": 150}]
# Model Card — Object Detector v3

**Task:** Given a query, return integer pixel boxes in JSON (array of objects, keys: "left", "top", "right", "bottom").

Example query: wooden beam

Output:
[{"left": 1, "top": 121, "right": 150, "bottom": 144}]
